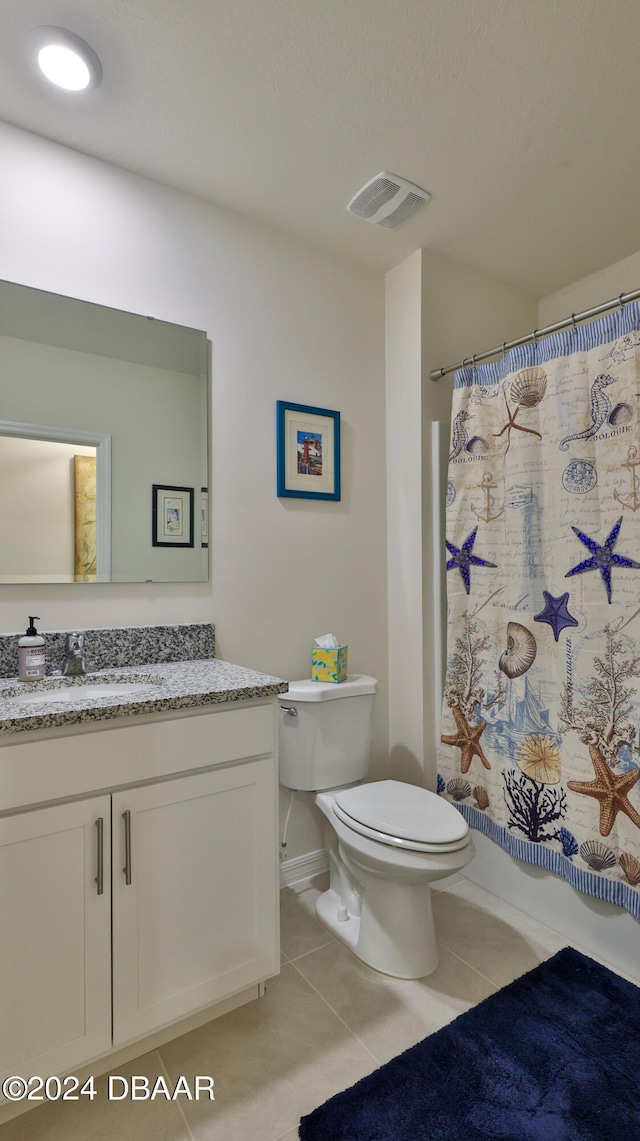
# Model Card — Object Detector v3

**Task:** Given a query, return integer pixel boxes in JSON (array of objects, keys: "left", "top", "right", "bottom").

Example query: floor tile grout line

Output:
[
  {"left": 443, "top": 877, "right": 577, "bottom": 945},
  {"left": 560, "top": 937, "right": 639, "bottom": 986},
  {"left": 441, "top": 940, "right": 573, "bottom": 992},
  {"left": 287, "top": 958, "right": 381, "bottom": 1066},
  {"left": 431, "top": 875, "right": 465, "bottom": 894},
  {"left": 154, "top": 1047, "right": 197, "bottom": 1141},
  {"left": 281, "top": 936, "right": 336, "bottom": 963},
  {"left": 445, "top": 883, "right": 640, "bottom": 988},
  {"left": 439, "top": 943, "right": 503, "bottom": 990},
  {"left": 272, "top": 1124, "right": 301, "bottom": 1141}
]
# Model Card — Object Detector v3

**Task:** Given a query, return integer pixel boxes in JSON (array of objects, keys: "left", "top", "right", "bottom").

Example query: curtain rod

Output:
[{"left": 429, "top": 287, "right": 640, "bottom": 381}]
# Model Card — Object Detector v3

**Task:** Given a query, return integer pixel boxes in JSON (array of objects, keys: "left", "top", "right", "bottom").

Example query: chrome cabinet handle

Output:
[
  {"left": 279, "top": 705, "right": 298, "bottom": 717},
  {"left": 122, "top": 810, "right": 132, "bottom": 885},
  {"left": 95, "top": 817, "right": 104, "bottom": 896}
]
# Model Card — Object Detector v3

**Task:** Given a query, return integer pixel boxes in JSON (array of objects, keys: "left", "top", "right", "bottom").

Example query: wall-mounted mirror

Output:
[{"left": 0, "top": 280, "right": 208, "bottom": 583}]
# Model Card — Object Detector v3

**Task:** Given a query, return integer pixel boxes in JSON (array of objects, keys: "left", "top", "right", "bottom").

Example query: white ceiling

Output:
[{"left": 1, "top": 0, "right": 639, "bottom": 298}]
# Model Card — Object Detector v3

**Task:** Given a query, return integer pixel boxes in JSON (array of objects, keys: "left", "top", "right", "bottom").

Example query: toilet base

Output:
[
  {"left": 315, "top": 877, "right": 439, "bottom": 979},
  {"left": 313, "top": 790, "right": 474, "bottom": 979}
]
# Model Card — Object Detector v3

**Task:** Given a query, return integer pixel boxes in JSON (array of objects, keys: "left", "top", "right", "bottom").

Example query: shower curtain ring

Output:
[
  {"left": 619, "top": 293, "right": 627, "bottom": 309},
  {"left": 571, "top": 313, "right": 578, "bottom": 334}
]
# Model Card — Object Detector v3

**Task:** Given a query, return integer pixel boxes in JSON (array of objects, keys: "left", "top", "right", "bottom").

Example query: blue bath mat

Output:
[{"left": 298, "top": 947, "right": 640, "bottom": 1140}]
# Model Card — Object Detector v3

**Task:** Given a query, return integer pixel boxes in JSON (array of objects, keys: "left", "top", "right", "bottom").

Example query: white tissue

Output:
[{"left": 314, "top": 633, "right": 339, "bottom": 648}]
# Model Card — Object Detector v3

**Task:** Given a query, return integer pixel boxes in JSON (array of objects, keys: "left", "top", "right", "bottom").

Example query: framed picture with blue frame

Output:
[{"left": 276, "top": 401, "right": 341, "bottom": 501}]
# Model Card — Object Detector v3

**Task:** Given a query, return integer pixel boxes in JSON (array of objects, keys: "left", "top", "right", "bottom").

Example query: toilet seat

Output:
[{"left": 332, "top": 780, "right": 470, "bottom": 854}]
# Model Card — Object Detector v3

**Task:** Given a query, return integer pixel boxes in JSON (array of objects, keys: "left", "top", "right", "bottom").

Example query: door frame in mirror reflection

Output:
[{"left": 0, "top": 421, "right": 112, "bottom": 582}]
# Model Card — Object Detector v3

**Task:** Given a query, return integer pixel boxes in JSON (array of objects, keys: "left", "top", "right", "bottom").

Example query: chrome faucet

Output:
[{"left": 63, "top": 632, "right": 86, "bottom": 677}]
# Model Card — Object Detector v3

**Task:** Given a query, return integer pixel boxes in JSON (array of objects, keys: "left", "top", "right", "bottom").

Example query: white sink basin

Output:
[{"left": 6, "top": 682, "right": 155, "bottom": 707}]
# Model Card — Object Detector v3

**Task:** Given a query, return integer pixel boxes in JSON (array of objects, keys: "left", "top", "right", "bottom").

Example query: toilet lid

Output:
[{"left": 332, "top": 780, "right": 469, "bottom": 852}]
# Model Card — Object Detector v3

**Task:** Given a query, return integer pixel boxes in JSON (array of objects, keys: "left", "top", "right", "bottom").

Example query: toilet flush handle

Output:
[{"left": 279, "top": 705, "right": 298, "bottom": 717}]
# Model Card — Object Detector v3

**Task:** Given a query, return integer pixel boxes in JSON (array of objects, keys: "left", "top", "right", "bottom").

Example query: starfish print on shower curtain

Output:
[
  {"left": 533, "top": 590, "right": 579, "bottom": 642},
  {"left": 565, "top": 516, "right": 640, "bottom": 603},
  {"left": 446, "top": 528, "right": 497, "bottom": 595},
  {"left": 567, "top": 738, "right": 640, "bottom": 836},
  {"left": 441, "top": 701, "right": 491, "bottom": 773},
  {"left": 492, "top": 368, "right": 547, "bottom": 455}
]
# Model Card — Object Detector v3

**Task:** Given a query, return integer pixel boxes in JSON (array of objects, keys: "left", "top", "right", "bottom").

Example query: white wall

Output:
[
  {"left": 463, "top": 248, "right": 640, "bottom": 982},
  {"left": 421, "top": 249, "right": 538, "bottom": 785},
  {"left": 385, "top": 248, "right": 537, "bottom": 795},
  {"left": 385, "top": 252, "right": 425, "bottom": 786},
  {"left": 0, "top": 121, "right": 388, "bottom": 861},
  {"left": 539, "top": 248, "right": 640, "bottom": 327}
]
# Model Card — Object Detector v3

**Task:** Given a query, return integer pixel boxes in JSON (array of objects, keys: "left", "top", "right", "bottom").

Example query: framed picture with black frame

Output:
[
  {"left": 152, "top": 484, "right": 194, "bottom": 548},
  {"left": 276, "top": 401, "right": 341, "bottom": 501}
]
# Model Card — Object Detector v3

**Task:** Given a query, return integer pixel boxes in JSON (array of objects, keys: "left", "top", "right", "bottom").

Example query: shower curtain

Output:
[{"left": 438, "top": 301, "right": 640, "bottom": 918}]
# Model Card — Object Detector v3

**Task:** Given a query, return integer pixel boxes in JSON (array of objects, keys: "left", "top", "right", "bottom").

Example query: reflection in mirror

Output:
[
  {"left": 0, "top": 431, "right": 99, "bottom": 583},
  {"left": 0, "top": 281, "right": 208, "bottom": 584}
]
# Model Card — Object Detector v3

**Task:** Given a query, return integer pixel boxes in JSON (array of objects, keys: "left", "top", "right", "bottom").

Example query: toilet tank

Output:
[{"left": 278, "top": 675, "right": 377, "bottom": 791}]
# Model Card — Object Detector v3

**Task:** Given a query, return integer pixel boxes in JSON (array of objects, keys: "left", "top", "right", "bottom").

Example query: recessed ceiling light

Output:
[{"left": 27, "top": 27, "right": 102, "bottom": 92}]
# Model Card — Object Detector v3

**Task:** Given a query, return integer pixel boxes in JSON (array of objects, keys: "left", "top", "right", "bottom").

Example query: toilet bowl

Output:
[
  {"left": 278, "top": 676, "right": 475, "bottom": 978},
  {"left": 312, "top": 780, "right": 470, "bottom": 976}
]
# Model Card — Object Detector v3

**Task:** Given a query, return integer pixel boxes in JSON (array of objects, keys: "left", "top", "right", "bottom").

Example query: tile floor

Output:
[{"left": 0, "top": 874, "right": 571, "bottom": 1141}]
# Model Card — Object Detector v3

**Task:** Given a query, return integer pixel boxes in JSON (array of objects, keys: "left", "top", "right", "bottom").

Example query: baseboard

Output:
[{"left": 280, "top": 848, "right": 329, "bottom": 889}]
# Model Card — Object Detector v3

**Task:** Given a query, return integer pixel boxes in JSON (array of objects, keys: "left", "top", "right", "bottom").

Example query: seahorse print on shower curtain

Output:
[{"left": 559, "top": 372, "right": 617, "bottom": 450}]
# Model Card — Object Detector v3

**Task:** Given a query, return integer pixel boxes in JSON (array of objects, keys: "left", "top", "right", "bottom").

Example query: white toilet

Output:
[{"left": 278, "top": 674, "right": 474, "bottom": 979}]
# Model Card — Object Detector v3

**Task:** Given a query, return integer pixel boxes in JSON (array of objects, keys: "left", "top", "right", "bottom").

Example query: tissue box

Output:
[{"left": 311, "top": 645, "right": 348, "bottom": 683}]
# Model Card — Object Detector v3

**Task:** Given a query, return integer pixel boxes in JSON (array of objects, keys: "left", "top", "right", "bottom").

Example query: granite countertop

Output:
[{"left": 0, "top": 658, "right": 289, "bottom": 736}]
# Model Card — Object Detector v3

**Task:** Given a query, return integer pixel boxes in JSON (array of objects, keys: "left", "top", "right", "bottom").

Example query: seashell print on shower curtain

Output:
[{"left": 438, "top": 303, "right": 640, "bottom": 919}]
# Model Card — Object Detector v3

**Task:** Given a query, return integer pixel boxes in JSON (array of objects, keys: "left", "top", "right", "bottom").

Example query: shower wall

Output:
[
  {"left": 431, "top": 420, "right": 450, "bottom": 742},
  {"left": 419, "top": 249, "right": 537, "bottom": 787}
]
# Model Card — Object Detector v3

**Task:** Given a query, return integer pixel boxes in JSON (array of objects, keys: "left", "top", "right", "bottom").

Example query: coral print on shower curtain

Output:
[{"left": 438, "top": 303, "right": 640, "bottom": 917}]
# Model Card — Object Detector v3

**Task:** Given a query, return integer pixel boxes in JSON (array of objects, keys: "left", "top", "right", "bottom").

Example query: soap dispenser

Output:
[{"left": 18, "top": 617, "right": 46, "bottom": 681}]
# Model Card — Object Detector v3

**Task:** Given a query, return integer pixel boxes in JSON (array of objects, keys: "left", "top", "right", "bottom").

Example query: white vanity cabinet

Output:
[
  {"left": 0, "top": 797, "right": 112, "bottom": 1084},
  {"left": 112, "top": 757, "right": 278, "bottom": 1044},
  {"left": 0, "top": 699, "right": 279, "bottom": 1095}
]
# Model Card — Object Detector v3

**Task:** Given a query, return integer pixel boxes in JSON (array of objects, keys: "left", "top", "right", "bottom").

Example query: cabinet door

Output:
[
  {"left": 0, "top": 797, "right": 112, "bottom": 1093},
  {"left": 112, "top": 759, "right": 279, "bottom": 1045}
]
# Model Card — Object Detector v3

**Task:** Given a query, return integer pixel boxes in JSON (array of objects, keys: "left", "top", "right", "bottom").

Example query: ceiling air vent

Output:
[{"left": 346, "top": 172, "right": 430, "bottom": 228}]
